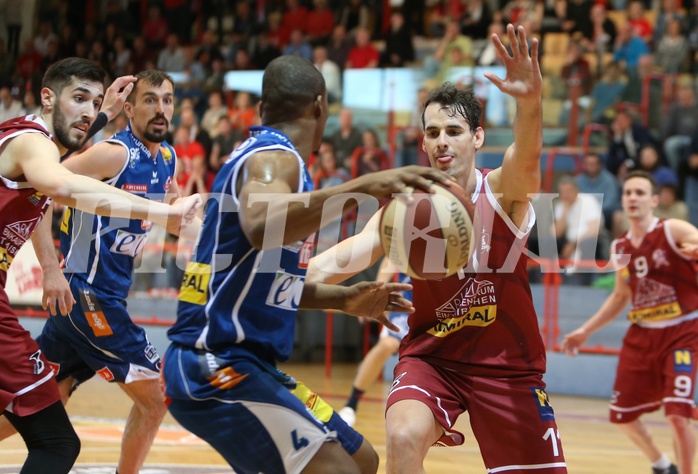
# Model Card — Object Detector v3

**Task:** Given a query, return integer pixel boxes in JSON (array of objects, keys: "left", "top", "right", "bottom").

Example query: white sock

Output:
[{"left": 652, "top": 454, "right": 671, "bottom": 470}]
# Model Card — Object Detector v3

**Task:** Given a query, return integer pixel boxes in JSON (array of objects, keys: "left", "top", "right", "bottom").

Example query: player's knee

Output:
[
  {"left": 25, "top": 425, "right": 81, "bottom": 472},
  {"left": 666, "top": 413, "right": 690, "bottom": 431}
]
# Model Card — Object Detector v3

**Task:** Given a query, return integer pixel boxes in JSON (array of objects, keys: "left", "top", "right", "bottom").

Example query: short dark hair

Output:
[
  {"left": 42, "top": 57, "right": 106, "bottom": 95},
  {"left": 260, "top": 56, "right": 325, "bottom": 125},
  {"left": 624, "top": 170, "right": 658, "bottom": 195},
  {"left": 422, "top": 82, "right": 481, "bottom": 133},
  {"left": 126, "top": 70, "right": 175, "bottom": 103}
]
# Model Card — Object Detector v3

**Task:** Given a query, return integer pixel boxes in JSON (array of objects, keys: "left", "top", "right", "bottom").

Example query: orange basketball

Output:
[{"left": 379, "top": 182, "right": 474, "bottom": 280}]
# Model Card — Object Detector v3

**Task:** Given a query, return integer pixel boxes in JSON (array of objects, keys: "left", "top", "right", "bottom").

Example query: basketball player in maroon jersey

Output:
[
  {"left": 309, "top": 24, "right": 568, "bottom": 473},
  {"left": 563, "top": 171, "right": 698, "bottom": 474},
  {"left": 0, "top": 58, "right": 199, "bottom": 473}
]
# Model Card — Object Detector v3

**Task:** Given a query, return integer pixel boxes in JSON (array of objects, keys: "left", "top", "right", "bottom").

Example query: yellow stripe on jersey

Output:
[
  {"left": 60, "top": 208, "right": 71, "bottom": 234},
  {"left": 179, "top": 262, "right": 211, "bottom": 306},
  {"left": 628, "top": 302, "right": 682, "bottom": 323},
  {"left": 427, "top": 304, "right": 497, "bottom": 337}
]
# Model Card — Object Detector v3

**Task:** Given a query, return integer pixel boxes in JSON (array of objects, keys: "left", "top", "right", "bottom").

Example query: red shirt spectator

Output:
[
  {"left": 281, "top": 0, "right": 309, "bottom": 43},
  {"left": 346, "top": 29, "right": 379, "bottom": 69},
  {"left": 142, "top": 5, "right": 169, "bottom": 50},
  {"left": 306, "top": 0, "right": 335, "bottom": 44},
  {"left": 16, "top": 40, "right": 42, "bottom": 81}
]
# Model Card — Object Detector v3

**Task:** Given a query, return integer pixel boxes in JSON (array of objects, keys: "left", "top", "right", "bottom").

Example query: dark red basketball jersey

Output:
[
  {"left": 0, "top": 115, "right": 60, "bottom": 416},
  {"left": 613, "top": 218, "right": 698, "bottom": 324},
  {"left": 400, "top": 169, "right": 546, "bottom": 376},
  {"left": 0, "top": 115, "right": 53, "bottom": 288}
]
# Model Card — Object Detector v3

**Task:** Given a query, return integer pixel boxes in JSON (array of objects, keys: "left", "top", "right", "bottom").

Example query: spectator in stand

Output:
[
  {"left": 33, "top": 19, "right": 58, "bottom": 59},
  {"left": 607, "top": 109, "right": 656, "bottom": 179},
  {"left": 182, "top": 46, "right": 206, "bottom": 85},
  {"left": 251, "top": 31, "right": 282, "bottom": 69},
  {"left": 203, "top": 58, "right": 226, "bottom": 95},
  {"left": 462, "top": 0, "right": 494, "bottom": 40},
  {"left": 314, "top": 46, "right": 342, "bottom": 104},
  {"left": 164, "top": 0, "right": 191, "bottom": 43},
  {"left": 158, "top": 34, "right": 186, "bottom": 73},
  {"left": 587, "top": 61, "right": 626, "bottom": 124},
  {"left": 381, "top": 11, "right": 415, "bottom": 68},
  {"left": 327, "top": 24, "right": 353, "bottom": 71},
  {"left": 655, "top": 184, "right": 690, "bottom": 221},
  {"left": 201, "top": 90, "right": 230, "bottom": 139},
  {"left": 613, "top": 23, "right": 650, "bottom": 76},
  {"left": 209, "top": 116, "right": 243, "bottom": 174},
  {"left": 16, "top": 40, "right": 43, "bottom": 83},
  {"left": 438, "top": 47, "right": 475, "bottom": 83},
  {"left": 636, "top": 145, "right": 680, "bottom": 188},
  {"left": 173, "top": 126, "right": 208, "bottom": 197},
  {"left": 654, "top": 0, "right": 687, "bottom": 46},
  {"left": 180, "top": 106, "right": 213, "bottom": 160},
  {"left": 228, "top": 1, "right": 259, "bottom": 62},
  {"left": 281, "top": 0, "right": 309, "bottom": 44},
  {"left": 110, "top": 36, "right": 132, "bottom": 77},
  {"left": 3, "top": 0, "right": 22, "bottom": 58},
  {"left": 560, "top": 40, "right": 594, "bottom": 125},
  {"left": 195, "top": 30, "right": 225, "bottom": 75},
  {"left": 230, "top": 49, "right": 256, "bottom": 71},
  {"left": 39, "top": 39, "right": 61, "bottom": 76},
  {"left": 329, "top": 107, "right": 363, "bottom": 171},
  {"left": 307, "top": 0, "right": 335, "bottom": 46},
  {"left": 678, "top": 128, "right": 698, "bottom": 189},
  {"left": 284, "top": 29, "right": 314, "bottom": 61},
  {"left": 432, "top": 20, "right": 474, "bottom": 77},
  {"left": 0, "top": 84, "right": 25, "bottom": 123},
  {"left": 316, "top": 140, "right": 350, "bottom": 188},
  {"left": 142, "top": 4, "right": 169, "bottom": 50},
  {"left": 561, "top": 0, "right": 593, "bottom": 38},
  {"left": 57, "top": 24, "right": 76, "bottom": 59},
  {"left": 553, "top": 175, "right": 605, "bottom": 284},
  {"left": 579, "top": 3, "right": 617, "bottom": 74},
  {"left": 576, "top": 153, "right": 622, "bottom": 232},
  {"left": 503, "top": 0, "right": 540, "bottom": 29},
  {"left": 351, "top": 129, "right": 389, "bottom": 177},
  {"left": 266, "top": 11, "right": 286, "bottom": 49},
  {"left": 654, "top": 17, "right": 691, "bottom": 73},
  {"left": 339, "top": 0, "right": 371, "bottom": 34},
  {"left": 104, "top": 0, "right": 138, "bottom": 40},
  {"left": 620, "top": 54, "right": 664, "bottom": 129},
  {"left": 228, "top": 91, "right": 257, "bottom": 136},
  {"left": 399, "top": 87, "right": 429, "bottom": 167},
  {"left": 662, "top": 84, "right": 698, "bottom": 171},
  {"left": 0, "top": 39, "right": 13, "bottom": 85},
  {"left": 130, "top": 36, "right": 152, "bottom": 74},
  {"left": 626, "top": 0, "right": 654, "bottom": 43},
  {"left": 22, "top": 90, "right": 40, "bottom": 116},
  {"left": 478, "top": 21, "right": 508, "bottom": 66},
  {"left": 346, "top": 28, "right": 379, "bottom": 69}
]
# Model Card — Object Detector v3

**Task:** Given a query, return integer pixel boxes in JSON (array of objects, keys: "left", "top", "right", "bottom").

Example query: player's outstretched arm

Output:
[
  {"left": 9, "top": 133, "right": 201, "bottom": 228},
  {"left": 238, "top": 148, "right": 451, "bottom": 249},
  {"left": 561, "top": 269, "right": 631, "bottom": 356},
  {"left": 484, "top": 24, "right": 543, "bottom": 215},
  {"left": 669, "top": 218, "right": 698, "bottom": 258},
  {"left": 307, "top": 211, "right": 384, "bottom": 285}
]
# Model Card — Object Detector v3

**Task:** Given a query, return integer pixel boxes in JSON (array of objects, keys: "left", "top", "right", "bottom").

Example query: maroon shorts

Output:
[
  {"left": 0, "top": 296, "right": 60, "bottom": 416},
  {"left": 387, "top": 356, "right": 567, "bottom": 473},
  {"left": 610, "top": 319, "right": 698, "bottom": 423}
]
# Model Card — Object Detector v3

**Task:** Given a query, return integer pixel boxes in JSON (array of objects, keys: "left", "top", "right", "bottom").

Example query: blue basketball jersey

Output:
[
  {"left": 168, "top": 126, "right": 314, "bottom": 362},
  {"left": 60, "top": 125, "right": 176, "bottom": 297}
]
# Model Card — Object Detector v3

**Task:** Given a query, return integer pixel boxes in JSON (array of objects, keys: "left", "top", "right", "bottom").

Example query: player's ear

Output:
[
  {"left": 473, "top": 127, "right": 485, "bottom": 149},
  {"left": 313, "top": 94, "right": 325, "bottom": 118},
  {"left": 40, "top": 87, "right": 56, "bottom": 112},
  {"left": 123, "top": 100, "right": 134, "bottom": 120}
]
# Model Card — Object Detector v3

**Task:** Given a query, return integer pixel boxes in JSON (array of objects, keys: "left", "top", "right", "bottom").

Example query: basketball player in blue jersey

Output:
[
  {"left": 0, "top": 70, "right": 190, "bottom": 474},
  {"left": 163, "top": 55, "right": 451, "bottom": 474}
]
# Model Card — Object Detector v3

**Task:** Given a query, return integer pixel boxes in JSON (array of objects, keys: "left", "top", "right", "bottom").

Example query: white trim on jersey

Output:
[
  {"left": 103, "top": 139, "right": 131, "bottom": 186},
  {"left": 87, "top": 215, "right": 104, "bottom": 284},
  {"left": 13, "top": 369, "right": 55, "bottom": 398},
  {"left": 480, "top": 169, "right": 536, "bottom": 239},
  {"left": 663, "top": 219, "right": 693, "bottom": 261},
  {"left": 487, "top": 462, "right": 567, "bottom": 473}
]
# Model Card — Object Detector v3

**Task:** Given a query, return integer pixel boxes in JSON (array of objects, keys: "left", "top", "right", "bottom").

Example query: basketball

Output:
[{"left": 379, "top": 182, "right": 474, "bottom": 280}]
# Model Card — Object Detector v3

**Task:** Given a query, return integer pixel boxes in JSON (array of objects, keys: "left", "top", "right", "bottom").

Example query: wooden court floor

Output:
[{"left": 0, "top": 363, "right": 692, "bottom": 473}]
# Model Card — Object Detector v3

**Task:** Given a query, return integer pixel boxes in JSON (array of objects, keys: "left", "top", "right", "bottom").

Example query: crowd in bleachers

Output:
[{"left": 2, "top": 0, "right": 698, "bottom": 288}]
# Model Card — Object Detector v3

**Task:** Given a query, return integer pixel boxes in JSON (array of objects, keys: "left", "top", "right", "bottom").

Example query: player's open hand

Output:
[
  {"left": 483, "top": 24, "right": 542, "bottom": 102},
  {"left": 41, "top": 265, "right": 75, "bottom": 316},
  {"left": 341, "top": 281, "right": 413, "bottom": 330},
  {"left": 101, "top": 75, "right": 137, "bottom": 121},
  {"left": 561, "top": 327, "right": 589, "bottom": 357},
  {"left": 679, "top": 242, "right": 698, "bottom": 259}
]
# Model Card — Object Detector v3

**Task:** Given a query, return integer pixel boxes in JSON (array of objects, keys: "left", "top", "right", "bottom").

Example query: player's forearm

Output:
[
  {"left": 299, "top": 282, "right": 346, "bottom": 311},
  {"left": 52, "top": 174, "right": 178, "bottom": 228},
  {"left": 582, "top": 291, "right": 629, "bottom": 334},
  {"left": 31, "top": 208, "right": 61, "bottom": 271},
  {"left": 512, "top": 97, "right": 542, "bottom": 168}
]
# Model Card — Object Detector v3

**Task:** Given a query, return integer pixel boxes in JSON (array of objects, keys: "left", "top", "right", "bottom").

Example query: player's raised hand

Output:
[
  {"left": 341, "top": 281, "right": 414, "bottom": 330},
  {"left": 100, "top": 75, "right": 137, "bottom": 121},
  {"left": 483, "top": 24, "right": 542, "bottom": 102}
]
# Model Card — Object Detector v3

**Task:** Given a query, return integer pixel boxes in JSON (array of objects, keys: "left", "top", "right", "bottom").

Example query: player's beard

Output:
[
  {"left": 52, "top": 106, "right": 88, "bottom": 152},
  {"left": 143, "top": 114, "right": 169, "bottom": 143}
]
